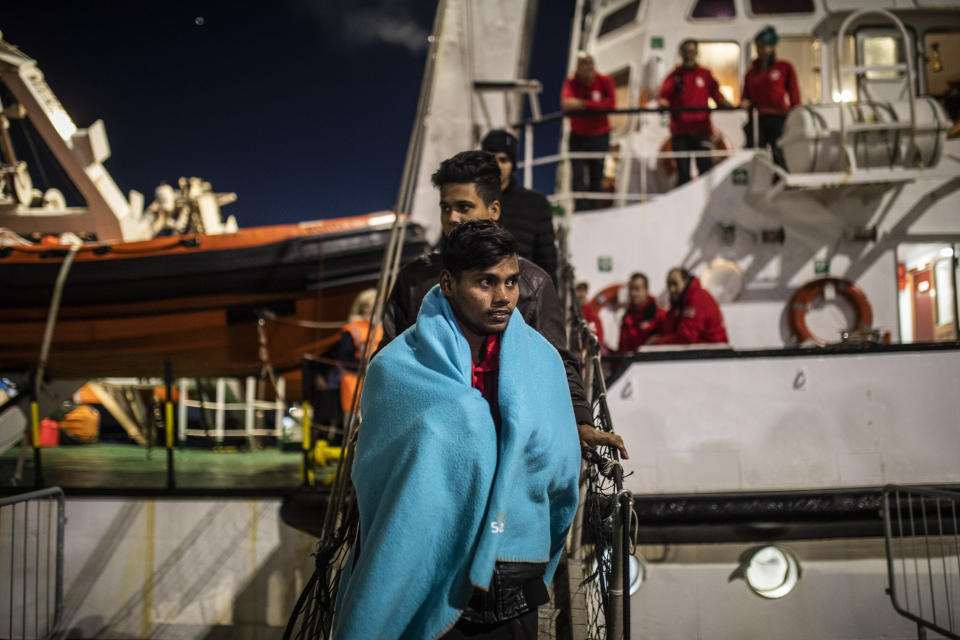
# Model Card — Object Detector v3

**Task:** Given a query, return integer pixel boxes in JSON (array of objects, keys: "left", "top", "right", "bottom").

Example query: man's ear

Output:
[
  {"left": 489, "top": 200, "right": 501, "bottom": 221},
  {"left": 439, "top": 269, "right": 454, "bottom": 297}
]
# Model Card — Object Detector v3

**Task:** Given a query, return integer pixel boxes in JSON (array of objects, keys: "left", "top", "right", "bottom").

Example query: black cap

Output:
[{"left": 480, "top": 129, "right": 518, "bottom": 166}]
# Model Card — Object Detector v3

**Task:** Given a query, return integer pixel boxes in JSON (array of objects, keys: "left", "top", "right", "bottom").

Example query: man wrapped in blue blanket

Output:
[{"left": 333, "top": 220, "right": 581, "bottom": 639}]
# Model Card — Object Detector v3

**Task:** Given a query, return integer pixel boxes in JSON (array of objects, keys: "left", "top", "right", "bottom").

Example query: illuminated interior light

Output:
[
  {"left": 832, "top": 90, "right": 854, "bottom": 103},
  {"left": 918, "top": 281, "right": 930, "bottom": 293},
  {"left": 940, "top": 247, "right": 954, "bottom": 258},
  {"left": 743, "top": 546, "right": 801, "bottom": 599}
]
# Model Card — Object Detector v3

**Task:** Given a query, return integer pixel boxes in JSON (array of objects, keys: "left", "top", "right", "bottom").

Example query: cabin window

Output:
[
  {"left": 749, "top": 0, "right": 814, "bottom": 14},
  {"left": 863, "top": 36, "right": 900, "bottom": 80},
  {"left": 609, "top": 67, "right": 633, "bottom": 135},
  {"left": 923, "top": 32, "right": 960, "bottom": 99},
  {"left": 698, "top": 42, "right": 741, "bottom": 104},
  {"left": 749, "top": 36, "right": 821, "bottom": 103},
  {"left": 598, "top": 0, "right": 641, "bottom": 38},
  {"left": 691, "top": 0, "right": 736, "bottom": 19},
  {"left": 832, "top": 35, "right": 858, "bottom": 102}
]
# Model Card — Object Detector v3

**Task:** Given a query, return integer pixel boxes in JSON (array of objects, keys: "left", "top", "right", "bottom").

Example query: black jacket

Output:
[
  {"left": 498, "top": 178, "right": 558, "bottom": 284},
  {"left": 380, "top": 251, "right": 592, "bottom": 426}
]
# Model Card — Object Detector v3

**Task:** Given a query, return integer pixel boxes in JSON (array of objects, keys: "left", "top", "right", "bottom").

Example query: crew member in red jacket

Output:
[
  {"left": 650, "top": 268, "right": 728, "bottom": 345},
  {"left": 562, "top": 51, "right": 616, "bottom": 211},
  {"left": 618, "top": 272, "right": 666, "bottom": 352},
  {"left": 742, "top": 25, "right": 800, "bottom": 167},
  {"left": 575, "top": 281, "right": 606, "bottom": 352},
  {"left": 659, "top": 39, "right": 732, "bottom": 186}
]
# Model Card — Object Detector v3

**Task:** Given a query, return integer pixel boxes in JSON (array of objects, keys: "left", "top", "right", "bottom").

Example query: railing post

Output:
[
  {"left": 214, "top": 378, "right": 225, "bottom": 445},
  {"left": 524, "top": 121, "right": 534, "bottom": 190},
  {"left": 177, "top": 378, "right": 187, "bottom": 443},
  {"left": 30, "top": 374, "right": 43, "bottom": 488},
  {"left": 245, "top": 376, "right": 256, "bottom": 448},
  {"left": 164, "top": 360, "right": 175, "bottom": 489}
]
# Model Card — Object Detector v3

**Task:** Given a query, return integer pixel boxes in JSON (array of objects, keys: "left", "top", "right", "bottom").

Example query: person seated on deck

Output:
[
  {"left": 649, "top": 267, "right": 728, "bottom": 345},
  {"left": 379, "top": 149, "right": 627, "bottom": 457},
  {"left": 618, "top": 272, "right": 666, "bottom": 353},
  {"left": 658, "top": 39, "right": 733, "bottom": 186},
  {"left": 333, "top": 221, "right": 581, "bottom": 639},
  {"left": 481, "top": 129, "right": 559, "bottom": 284},
  {"left": 575, "top": 281, "right": 605, "bottom": 352}
]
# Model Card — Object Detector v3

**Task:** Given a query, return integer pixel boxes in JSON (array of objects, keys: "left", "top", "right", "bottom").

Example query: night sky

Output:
[{"left": 1, "top": 1, "right": 575, "bottom": 228}]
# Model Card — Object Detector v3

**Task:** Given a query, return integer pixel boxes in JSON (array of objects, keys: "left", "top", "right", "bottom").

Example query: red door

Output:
[{"left": 912, "top": 268, "right": 935, "bottom": 342}]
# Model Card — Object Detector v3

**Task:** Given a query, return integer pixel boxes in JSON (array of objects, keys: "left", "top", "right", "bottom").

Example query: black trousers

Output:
[
  {"left": 568, "top": 131, "right": 609, "bottom": 211},
  {"left": 671, "top": 132, "right": 712, "bottom": 186},
  {"left": 441, "top": 609, "right": 538, "bottom": 639},
  {"left": 745, "top": 114, "right": 787, "bottom": 167}
]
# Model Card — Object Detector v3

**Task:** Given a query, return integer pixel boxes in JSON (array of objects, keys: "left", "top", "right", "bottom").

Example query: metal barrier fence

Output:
[
  {"left": 0, "top": 487, "right": 65, "bottom": 640},
  {"left": 883, "top": 484, "right": 960, "bottom": 640}
]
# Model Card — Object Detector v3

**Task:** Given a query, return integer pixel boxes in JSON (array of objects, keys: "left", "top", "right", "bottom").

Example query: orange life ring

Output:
[
  {"left": 788, "top": 277, "right": 873, "bottom": 346},
  {"left": 658, "top": 128, "right": 732, "bottom": 176},
  {"left": 587, "top": 283, "right": 623, "bottom": 313}
]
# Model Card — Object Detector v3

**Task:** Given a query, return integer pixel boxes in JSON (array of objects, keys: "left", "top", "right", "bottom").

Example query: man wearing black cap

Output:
[
  {"left": 480, "top": 130, "right": 558, "bottom": 283},
  {"left": 742, "top": 25, "right": 800, "bottom": 167}
]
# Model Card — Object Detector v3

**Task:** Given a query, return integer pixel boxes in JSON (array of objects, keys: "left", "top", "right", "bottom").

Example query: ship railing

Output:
[
  {"left": 0, "top": 487, "right": 65, "bottom": 640},
  {"left": 556, "top": 229, "right": 633, "bottom": 640},
  {"left": 515, "top": 104, "right": 758, "bottom": 212},
  {"left": 175, "top": 377, "right": 287, "bottom": 443},
  {"left": 883, "top": 484, "right": 960, "bottom": 640}
]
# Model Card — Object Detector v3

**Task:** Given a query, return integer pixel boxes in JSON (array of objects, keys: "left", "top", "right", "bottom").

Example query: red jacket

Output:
[
  {"left": 742, "top": 58, "right": 800, "bottom": 116},
  {"left": 581, "top": 303, "right": 606, "bottom": 352},
  {"left": 618, "top": 299, "right": 666, "bottom": 352},
  {"left": 659, "top": 65, "right": 725, "bottom": 135},
  {"left": 562, "top": 72, "right": 616, "bottom": 136},
  {"left": 651, "top": 277, "right": 728, "bottom": 345}
]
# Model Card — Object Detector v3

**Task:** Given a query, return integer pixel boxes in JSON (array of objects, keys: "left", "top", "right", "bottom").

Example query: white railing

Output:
[{"left": 176, "top": 377, "right": 287, "bottom": 443}]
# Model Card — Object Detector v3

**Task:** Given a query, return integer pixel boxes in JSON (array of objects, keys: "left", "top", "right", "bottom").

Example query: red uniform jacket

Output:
[
  {"left": 562, "top": 72, "right": 616, "bottom": 136},
  {"left": 659, "top": 65, "right": 726, "bottom": 135},
  {"left": 742, "top": 58, "right": 800, "bottom": 116},
  {"left": 651, "top": 277, "right": 728, "bottom": 345},
  {"left": 618, "top": 299, "right": 666, "bottom": 352},
  {"left": 581, "top": 303, "right": 606, "bottom": 352}
]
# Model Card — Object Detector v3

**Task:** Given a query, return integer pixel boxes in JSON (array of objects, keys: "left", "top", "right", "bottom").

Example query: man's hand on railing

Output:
[{"left": 578, "top": 423, "right": 629, "bottom": 459}]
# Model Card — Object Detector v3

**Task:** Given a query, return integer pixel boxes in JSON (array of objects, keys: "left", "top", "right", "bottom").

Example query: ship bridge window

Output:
[
  {"left": 698, "top": 42, "right": 741, "bottom": 104},
  {"left": 749, "top": 0, "right": 814, "bottom": 14},
  {"left": 691, "top": 0, "right": 736, "bottom": 19},
  {"left": 598, "top": 0, "right": 642, "bottom": 39}
]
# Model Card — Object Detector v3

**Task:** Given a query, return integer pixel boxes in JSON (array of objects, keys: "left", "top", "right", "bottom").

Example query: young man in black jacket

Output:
[
  {"left": 481, "top": 129, "right": 558, "bottom": 284},
  {"left": 380, "top": 150, "right": 627, "bottom": 458}
]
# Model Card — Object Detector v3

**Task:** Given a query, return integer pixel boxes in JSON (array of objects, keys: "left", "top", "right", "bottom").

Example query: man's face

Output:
[
  {"left": 439, "top": 183, "right": 500, "bottom": 237},
  {"left": 575, "top": 286, "right": 588, "bottom": 306},
  {"left": 667, "top": 270, "right": 687, "bottom": 305},
  {"left": 628, "top": 277, "right": 649, "bottom": 308},
  {"left": 681, "top": 43, "right": 698, "bottom": 67},
  {"left": 576, "top": 55, "right": 596, "bottom": 84},
  {"left": 757, "top": 42, "right": 776, "bottom": 60},
  {"left": 493, "top": 152, "right": 513, "bottom": 190},
  {"left": 441, "top": 255, "right": 521, "bottom": 337}
]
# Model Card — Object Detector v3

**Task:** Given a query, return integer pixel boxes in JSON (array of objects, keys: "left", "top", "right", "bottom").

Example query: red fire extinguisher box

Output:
[{"left": 30, "top": 418, "right": 59, "bottom": 447}]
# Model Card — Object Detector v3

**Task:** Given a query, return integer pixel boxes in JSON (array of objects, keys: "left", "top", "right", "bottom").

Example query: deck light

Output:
[{"left": 743, "top": 546, "right": 801, "bottom": 599}]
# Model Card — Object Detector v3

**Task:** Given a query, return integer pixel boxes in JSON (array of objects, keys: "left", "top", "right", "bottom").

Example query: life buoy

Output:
[
  {"left": 587, "top": 283, "right": 623, "bottom": 313},
  {"left": 657, "top": 128, "right": 733, "bottom": 176},
  {"left": 788, "top": 277, "right": 873, "bottom": 346}
]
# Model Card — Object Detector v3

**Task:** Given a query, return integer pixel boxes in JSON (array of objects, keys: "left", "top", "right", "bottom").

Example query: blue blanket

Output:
[{"left": 333, "top": 285, "right": 581, "bottom": 640}]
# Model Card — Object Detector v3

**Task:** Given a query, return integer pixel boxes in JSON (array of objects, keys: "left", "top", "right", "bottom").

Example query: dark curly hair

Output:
[
  {"left": 441, "top": 220, "right": 518, "bottom": 279},
  {"left": 431, "top": 150, "right": 502, "bottom": 206}
]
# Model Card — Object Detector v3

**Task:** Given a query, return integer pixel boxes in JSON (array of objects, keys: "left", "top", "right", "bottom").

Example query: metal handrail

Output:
[
  {"left": 0, "top": 487, "right": 65, "bottom": 640},
  {"left": 883, "top": 484, "right": 960, "bottom": 640}
]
